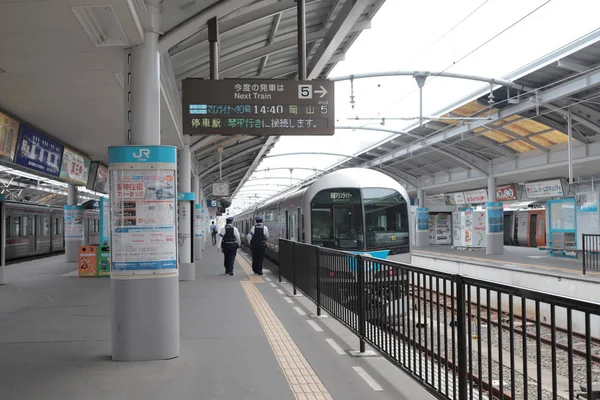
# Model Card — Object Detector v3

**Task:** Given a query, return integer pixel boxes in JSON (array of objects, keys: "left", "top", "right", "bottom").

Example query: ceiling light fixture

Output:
[{"left": 71, "top": 5, "right": 129, "bottom": 48}]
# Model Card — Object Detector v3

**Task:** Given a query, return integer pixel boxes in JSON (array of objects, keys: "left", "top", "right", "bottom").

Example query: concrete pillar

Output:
[
  {"left": 178, "top": 136, "right": 194, "bottom": 281},
  {"left": 200, "top": 186, "right": 206, "bottom": 251},
  {"left": 111, "top": 0, "right": 179, "bottom": 362},
  {"left": 64, "top": 184, "right": 83, "bottom": 262},
  {"left": 486, "top": 169, "right": 504, "bottom": 255},
  {"left": 415, "top": 187, "right": 429, "bottom": 247}
]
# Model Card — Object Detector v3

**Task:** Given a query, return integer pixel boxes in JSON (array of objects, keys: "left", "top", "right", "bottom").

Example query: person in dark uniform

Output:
[
  {"left": 247, "top": 216, "right": 269, "bottom": 275},
  {"left": 217, "top": 216, "right": 241, "bottom": 276}
]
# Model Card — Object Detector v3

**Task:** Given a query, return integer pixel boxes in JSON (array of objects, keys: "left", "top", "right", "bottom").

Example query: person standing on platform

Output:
[
  {"left": 217, "top": 216, "right": 240, "bottom": 276},
  {"left": 210, "top": 221, "right": 218, "bottom": 246},
  {"left": 247, "top": 216, "right": 269, "bottom": 275}
]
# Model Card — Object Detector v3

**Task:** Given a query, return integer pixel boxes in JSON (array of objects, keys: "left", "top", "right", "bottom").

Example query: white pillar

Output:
[
  {"left": 64, "top": 184, "right": 83, "bottom": 262},
  {"left": 193, "top": 175, "right": 203, "bottom": 260},
  {"left": 178, "top": 135, "right": 194, "bottom": 281},
  {"left": 111, "top": 0, "right": 179, "bottom": 362}
]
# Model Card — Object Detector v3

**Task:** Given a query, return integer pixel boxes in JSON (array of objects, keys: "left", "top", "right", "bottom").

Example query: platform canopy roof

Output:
[{"left": 232, "top": 28, "right": 600, "bottom": 208}]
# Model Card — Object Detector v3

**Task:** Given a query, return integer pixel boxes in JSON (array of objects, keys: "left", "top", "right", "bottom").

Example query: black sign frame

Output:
[{"left": 182, "top": 79, "right": 335, "bottom": 136}]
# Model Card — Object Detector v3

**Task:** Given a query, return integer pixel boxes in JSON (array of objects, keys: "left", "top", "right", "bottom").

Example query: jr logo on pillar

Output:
[{"left": 133, "top": 148, "right": 151, "bottom": 161}]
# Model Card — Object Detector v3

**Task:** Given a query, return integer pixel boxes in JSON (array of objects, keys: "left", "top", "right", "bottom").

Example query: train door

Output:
[
  {"left": 288, "top": 211, "right": 297, "bottom": 241},
  {"left": 285, "top": 210, "right": 289, "bottom": 239},
  {"left": 537, "top": 211, "right": 546, "bottom": 247},
  {"left": 29, "top": 215, "right": 36, "bottom": 254},
  {"left": 529, "top": 214, "right": 538, "bottom": 247}
]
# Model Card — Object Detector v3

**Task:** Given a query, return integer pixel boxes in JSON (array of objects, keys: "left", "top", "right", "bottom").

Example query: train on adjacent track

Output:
[
  {"left": 234, "top": 168, "right": 411, "bottom": 262},
  {"left": 5, "top": 202, "right": 100, "bottom": 262},
  {"left": 503, "top": 206, "right": 547, "bottom": 247}
]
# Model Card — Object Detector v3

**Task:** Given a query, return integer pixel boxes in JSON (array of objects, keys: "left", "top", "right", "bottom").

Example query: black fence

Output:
[
  {"left": 583, "top": 233, "right": 600, "bottom": 274},
  {"left": 279, "top": 239, "right": 600, "bottom": 400}
]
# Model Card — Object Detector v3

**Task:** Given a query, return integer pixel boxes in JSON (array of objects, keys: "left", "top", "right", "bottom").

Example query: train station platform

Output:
[
  {"left": 0, "top": 250, "right": 434, "bottom": 400},
  {"left": 408, "top": 245, "right": 599, "bottom": 280}
]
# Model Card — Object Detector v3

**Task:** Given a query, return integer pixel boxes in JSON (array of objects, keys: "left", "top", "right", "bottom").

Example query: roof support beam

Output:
[
  {"left": 336, "top": 126, "right": 489, "bottom": 175},
  {"left": 199, "top": 144, "right": 266, "bottom": 178},
  {"left": 359, "top": 67, "right": 600, "bottom": 168},
  {"left": 492, "top": 127, "right": 550, "bottom": 152},
  {"left": 159, "top": 0, "right": 255, "bottom": 53},
  {"left": 258, "top": 12, "right": 283, "bottom": 76},
  {"left": 230, "top": 136, "right": 277, "bottom": 199},
  {"left": 307, "top": 0, "right": 370, "bottom": 79},
  {"left": 179, "top": 21, "right": 370, "bottom": 79},
  {"left": 556, "top": 59, "right": 589, "bottom": 73}
]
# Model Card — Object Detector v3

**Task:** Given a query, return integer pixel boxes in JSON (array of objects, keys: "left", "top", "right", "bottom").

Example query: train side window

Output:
[
  {"left": 43, "top": 217, "right": 50, "bottom": 235},
  {"left": 22, "top": 216, "right": 28, "bottom": 236},
  {"left": 52, "top": 218, "right": 58, "bottom": 235},
  {"left": 6, "top": 217, "right": 10, "bottom": 238},
  {"left": 13, "top": 217, "right": 21, "bottom": 237}
]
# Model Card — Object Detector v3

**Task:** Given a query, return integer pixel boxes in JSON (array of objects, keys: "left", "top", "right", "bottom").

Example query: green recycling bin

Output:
[{"left": 97, "top": 246, "right": 110, "bottom": 277}]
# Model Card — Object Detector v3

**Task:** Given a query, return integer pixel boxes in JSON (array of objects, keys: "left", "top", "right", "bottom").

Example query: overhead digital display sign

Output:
[
  {"left": 15, "top": 125, "right": 63, "bottom": 177},
  {"left": 86, "top": 162, "right": 109, "bottom": 194},
  {"left": 0, "top": 111, "right": 20, "bottom": 163},
  {"left": 60, "top": 147, "right": 91, "bottom": 185},
  {"left": 182, "top": 79, "right": 335, "bottom": 136}
]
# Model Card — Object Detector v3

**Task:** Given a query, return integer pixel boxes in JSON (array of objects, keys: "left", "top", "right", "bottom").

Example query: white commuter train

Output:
[{"left": 234, "top": 168, "right": 411, "bottom": 262}]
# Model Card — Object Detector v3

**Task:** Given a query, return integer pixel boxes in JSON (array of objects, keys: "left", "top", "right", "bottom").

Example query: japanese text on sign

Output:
[{"left": 182, "top": 79, "right": 334, "bottom": 136}]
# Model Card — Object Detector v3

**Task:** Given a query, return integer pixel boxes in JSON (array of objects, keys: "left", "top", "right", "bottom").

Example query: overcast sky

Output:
[{"left": 230, "top": 0, "right": 600, "bottom": 214}]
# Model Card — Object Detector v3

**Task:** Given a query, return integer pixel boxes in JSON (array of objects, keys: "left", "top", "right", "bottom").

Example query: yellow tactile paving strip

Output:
[
  {"left": 413, "top": 249, "right": 600, "bottom": 276},
  {"left": 236, "top": 254, "right": 264, "bottom": 283},
  {"left": 241, "top": 280, "right": 333, "bottom": 400}
]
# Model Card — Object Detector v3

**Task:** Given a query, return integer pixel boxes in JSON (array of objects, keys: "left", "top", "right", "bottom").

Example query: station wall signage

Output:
[
  {"left": 496, "top": 184, "right": 518, "bottom": 202},
  {"left": 525, "top": 179, "right": 563, "bottom": 199},
  {"left": 444, "top": 192, "right": 466, "bottom": 205},
  {"left": 15, "top": 125, "right": 63, "bottom": 177},
  {"left": 60, "top": 146, "right": 91, "bottom": 185},
  {"left": 87, "top": 162, "right": 109, "bottom": 194},
  {"left": 182, "top": 79, "right": 335, "bottom": 136},
  {"left": 464, "top": 189, "right": 488, "bottom": 204},
  {"left": 0, "top": 111, "right": 20, "bottom": 163}
]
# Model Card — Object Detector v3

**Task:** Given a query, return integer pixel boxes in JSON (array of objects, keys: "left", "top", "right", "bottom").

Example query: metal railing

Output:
[
  {"left": 279, "top": 239, "right": 600, "bottom": 400},
  {"left": 583, "top": 233, "right": 600, "bottom": 274}
]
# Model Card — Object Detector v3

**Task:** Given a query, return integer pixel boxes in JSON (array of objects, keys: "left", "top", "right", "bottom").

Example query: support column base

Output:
[
  {"left": 179, "top": 262, "right": 195, "bottom": 281},
  {"left": 111, "top": 275, "right": 180, "bottom": 361},
  {"left": 349, "top": 350, "right": 378, "bottom": 357},
  {"left": 486, "top": 234, "right": 504, "bottom": 255},
  {"left": 65, "top": 240, "right": 84, "bottom": 263},
  {"left": 194, "top": 239, "right": 203, "bottom": 260},
  {"left": 415, "top": 231, "right": 430, "bottom": 248}
]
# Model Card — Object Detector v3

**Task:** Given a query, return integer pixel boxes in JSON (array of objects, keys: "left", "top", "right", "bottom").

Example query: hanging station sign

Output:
[
  {"left": 464, "top": 189, "right": 488, "bottom": 204},
  {"left": 207, "top": 200, "right": 219, "bottom": 208},
  {"left": 15, "top": 125, "right": 63, "bottom": 177},
  {"left": 0, "top": 111, "right": 20, "bottom": 162},
  {"left": 496, "top": 184, "right": 517, "bottom": 202},
  {"left": 87, "top": 162, "right": 109, "bottom": 194},
  {"left": 60, "top": 147, "right": 91, "bottom": 185},
  {"left": 182, "top": 79, "right": 335, "bottom": 136},
  {"left": 212, "top": 181, "right": 230, "bottom": 197},
  {"left": 525, "top": 179, "right": 564, "bottom": 199}
]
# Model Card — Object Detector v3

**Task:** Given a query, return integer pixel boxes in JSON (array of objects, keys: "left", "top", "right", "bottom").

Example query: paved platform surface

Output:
[
  {"left": 407, "top": 245, "right": 600, "bottom": 281},
  {"left": 0, "top": 247, "right": 434, "bottom": 400}
]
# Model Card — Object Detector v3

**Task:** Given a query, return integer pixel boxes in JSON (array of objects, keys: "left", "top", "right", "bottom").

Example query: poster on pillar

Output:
[
  {"left": 194, "top": 204, "right": 203, "bottom": 237},
  {"left": 99, "top": 197, "right": 110, "bottom": 246},
  {"left": 109, "top": 168, "right": 177, "bottom": 274},
  {"left": 64, "top": 205, "right": 84, "bottom": 241}
]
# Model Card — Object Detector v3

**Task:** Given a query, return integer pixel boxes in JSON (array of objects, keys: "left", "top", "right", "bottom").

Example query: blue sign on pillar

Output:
[
  {"left": 416, "top": 207, "right": 429, "bottom": 232},
  {"left": 108, "top": 145, "right": 178, "bottom": 274},
  {"left": 486, "top": 202, "right": 504, "bottom": 233},
  {"left": 99, "top": 197, "right": 110, "bottom": 246}
]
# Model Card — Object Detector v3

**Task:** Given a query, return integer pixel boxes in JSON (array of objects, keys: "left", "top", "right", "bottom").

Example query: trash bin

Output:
[
  {"left": 97, "top": 246, "right": 110, "bottom": 277},
  {"left": 79, "top": 246, "right": 98, "bottom": 277}
]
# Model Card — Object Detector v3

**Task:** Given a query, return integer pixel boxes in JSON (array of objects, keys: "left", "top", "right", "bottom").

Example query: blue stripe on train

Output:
[{"left": 345, "top": 250, "right": 390, "bottom": 272}]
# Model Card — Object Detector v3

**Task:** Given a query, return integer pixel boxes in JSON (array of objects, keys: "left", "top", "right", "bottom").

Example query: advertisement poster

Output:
[
  {"left": 464, "top": 189, "right": 488, "bottom": 204},
  {"left": 576, "top": 192, "right": 598, "bottom": 213},
  {"left": 525, "top": 179, "right": 563, "bottom": 199},
  {"left": 473, "top": 211, "right": 486, "bottom": 247},
  {"left": 64, "top": 205, "right": 84, "bottom": 241},
  {"left": 15, "top": 125, "right": 63, "bottom": 177},
  {"left": 487, "top": 203, "right": 504, "bottom": 233},
  {"left": 194, "top": 204, "right": 203, "bottom": 237},
  {"left": 110, "top": 169, "right": 177, "bottom": 272},
  {"left": 0, "top": 111, "right": 20, "bottom": 162},
  {"left": 94, "top": 164, "right": 109, "bottom": 193},
  {"left": 78, "top": 246, "right": 98, "bottom": 277},
  {"left": 60, "top": 147, "right": 91, "bottom": 185},
  {"left": 416, "top": 208, "right": 429, "bottom": 231},
  {"left": 496, "top": 184, "right": 518, "bottom": 202}
]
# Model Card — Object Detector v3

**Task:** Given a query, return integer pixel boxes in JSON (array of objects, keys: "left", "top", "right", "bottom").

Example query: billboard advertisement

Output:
[
  {"left": 15, "top": 125, "right": 63, "bottom": 177},
  {"left": 525, "top": 179, "right": 563, "bottom": 199},
  {"left": 60, "top": 147, "right": 91, "bottom": 185},
  {"left": 0, "top": 111, "right": 20, "bottom": 162},
  {"left": 496, "top": 184, "right": 518, "bottom": 202}
]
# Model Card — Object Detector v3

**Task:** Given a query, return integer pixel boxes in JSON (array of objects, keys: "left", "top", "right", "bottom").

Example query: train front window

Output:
[
  {"left": 310, "top": 188, "right": 363, "bottom": 250},
  {"left": 362, "top": 188, "right": 409, "bottom": 250}
]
